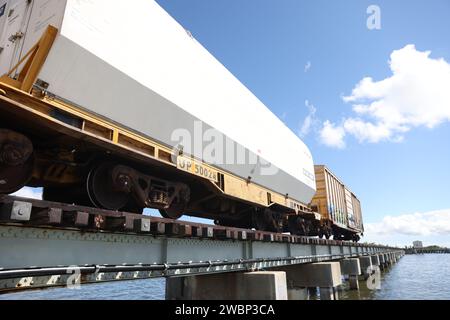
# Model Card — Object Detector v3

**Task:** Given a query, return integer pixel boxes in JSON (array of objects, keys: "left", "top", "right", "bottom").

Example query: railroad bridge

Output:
[
  {"left": 0, "top": 195, "right": 404, "bottom": 300},
  {"left": 405, "top": 248, "right": 450, "bottom": 255}
]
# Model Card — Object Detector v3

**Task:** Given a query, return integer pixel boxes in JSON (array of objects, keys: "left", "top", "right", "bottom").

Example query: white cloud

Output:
[
  {"left": 322, "top": 45, "right": 450, "bottom": 147},
  {"left": 299, "top": 100, "right": 318, "bottom": 137},
  {"left": 304, "top": 61, "right": 312, "bottom": 73},
  {"left": 12, "top": 187, "right": 43, "bottom": 200},
  {"left": 343, "top": 118, "right": 402, "bottom": 143},
  {"left": 365, "top": 209, "right": 450, "bottom": 237},
  {"left": 319, "top": 120, "right": 346, "bottom": 149}
]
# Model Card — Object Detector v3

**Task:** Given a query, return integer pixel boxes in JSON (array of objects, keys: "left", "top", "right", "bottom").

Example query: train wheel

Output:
[
  {"left": 159, "top": 207, "right": 184, "bottom": 220},
  {"left": 318, "top": 225, "right": 326, "bottom": 239},
  {"left": 87, "top": 162, "right": 130, "bottom": 211},
  {"left": 288, "top": 216, "right": 307, "bottom": 236},
  {"left": 319, "top": 228, "right": 332, "bottom": 239},
  {"left": 0, "top": 129, "right": 34, "bottom": 194},
  {"left": 288, "top": 216, "right": 300, "bottom": 235},
  {"left": 304, "top": 221, "right": 312, "bottom": 236},
  {"left": 253, "top": 209, "right": 283, "bottom": 233},
  {"left": 122, "top": 201, "right": 144, "bottom": 215},
  {"left": 0, "top": 155, "right": 34, "bottom": 194},
  {"left": 334, "top": 230, "right": 343, "bottom": 241}
]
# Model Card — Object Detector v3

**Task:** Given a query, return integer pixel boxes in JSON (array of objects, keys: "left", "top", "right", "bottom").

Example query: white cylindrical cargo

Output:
[{"left": 0, "top": 0, "right": 316, "bottom": 204}]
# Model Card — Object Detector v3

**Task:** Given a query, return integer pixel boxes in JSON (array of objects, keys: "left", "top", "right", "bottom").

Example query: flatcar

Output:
[{"left": 0, "top": 0, "right": 363, "bottom": 241}]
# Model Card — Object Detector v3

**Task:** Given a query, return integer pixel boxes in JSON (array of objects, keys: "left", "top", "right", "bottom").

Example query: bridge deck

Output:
[{"left": 0, "top": 196, "right": 398, "bottom": 292}]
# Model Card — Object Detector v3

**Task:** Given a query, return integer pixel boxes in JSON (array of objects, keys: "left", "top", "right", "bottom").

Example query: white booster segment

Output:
[{"left": 0, "top": 0, "right": 317, "bottom": 204}]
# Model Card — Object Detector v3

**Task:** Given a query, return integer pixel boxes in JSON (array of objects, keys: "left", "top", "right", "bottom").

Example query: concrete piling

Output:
[
  {"left": 358, "top": 256, "right": 373, "bottom": 280},
  {"left": 165, "top": 251, "right": 404, "bottom": 300},
  {"left": 371, "top": 255, "right": 380, "bottom": 268},
  {"left": 288, "top": 288, "right": 309, "bottom": 300},
  {"left": 166, "top": 271, "right": 288, "bottom": 300},
  {"left": 276, "top": 262, "right": 342, "bottom": 300},
  {"left": 378, "top": 254, "right": 386, "bottom": 270},
  {"left": 340, "top": 259, "right": 361, "bottom": 290},
  {"left": 384, "top": 253, "right": 390, "bottom": 267},
  {"left": 319, "top": 287, "right": 339, "bottom": 300}
]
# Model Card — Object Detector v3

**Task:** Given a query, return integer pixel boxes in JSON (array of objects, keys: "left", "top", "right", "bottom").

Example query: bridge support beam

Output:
[
  {"left": 391, "top": 253, "right": 397, "bottom": 263},
  {"left": 371, "top": 255, "right": 380, "bottom": 268},
  {"left": 384, "top": 253, "right": 391, "bottom": 267},
  {"left": 378, "top": 254, "right": 386, "bottom": 270},
  {"left": 275, "top": 262, "right": 342, "bottom": 300},
  {"left": 358, "top": 256, "right": 372, "bottom": 280},
  {"left": 288, "top": 288, "right": 309, "bottom": 300},
  {"left": 388, "top": 253, "right": 394, "bottom": 264},
  {"left": 340, "top": 258, "right": 361, "bottom": 290},
  {"left": 165, "top": 271, "right": 288, "bottom": 300}
]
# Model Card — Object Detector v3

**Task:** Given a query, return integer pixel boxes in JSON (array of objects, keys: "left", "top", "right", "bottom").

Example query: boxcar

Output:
[{"left": 311, "top": 165, "right": 364, "bottom": 241}]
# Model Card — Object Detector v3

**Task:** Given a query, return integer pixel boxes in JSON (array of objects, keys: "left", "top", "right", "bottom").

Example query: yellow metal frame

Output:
[
  {"left": 0, "top": 25, "right": 310, "bottom": 215},
  {"left": 0, "top": 26, "right": 58, "bottom": 93}
]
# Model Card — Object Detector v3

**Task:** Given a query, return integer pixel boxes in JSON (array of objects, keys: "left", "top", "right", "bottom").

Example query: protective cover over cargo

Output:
[{"left": 0, "top": 0, "right": 316, "bottom": 204}]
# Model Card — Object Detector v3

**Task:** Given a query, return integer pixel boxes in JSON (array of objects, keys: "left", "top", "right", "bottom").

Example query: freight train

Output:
[{"left": 0, "top": 0, "right": 363, "bottom": 241}]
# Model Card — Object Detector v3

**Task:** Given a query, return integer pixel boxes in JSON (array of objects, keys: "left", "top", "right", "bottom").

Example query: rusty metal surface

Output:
[
  {"left": 0, "top": 195, "right": 402, "bottom": 293},
  {"left": 0, "top": 130, "right": 34, "bottom": 194},
  {"left": 0, "top": 195, "right": 383, "bottom": 247},
  {"left": 0, "top": 129, "right": 33, "bottom": 167}
]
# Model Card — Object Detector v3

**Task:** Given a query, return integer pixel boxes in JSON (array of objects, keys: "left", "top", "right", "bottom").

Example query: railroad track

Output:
[
  {"left": 0, "top": 195, "right": 398, "bottom": 293},
  {"left": 0, "top": 195, "right": 365, "bottom": 247}
]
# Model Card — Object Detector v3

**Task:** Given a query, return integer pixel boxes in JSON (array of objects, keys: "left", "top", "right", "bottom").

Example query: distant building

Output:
[{"left": 413, "top": 241, "right": 423, "bottom": 249}]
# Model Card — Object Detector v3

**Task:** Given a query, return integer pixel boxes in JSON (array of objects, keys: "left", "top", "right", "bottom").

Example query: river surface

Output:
[{"left": 1, "top": 254, "right": 449, "bottom": 300}]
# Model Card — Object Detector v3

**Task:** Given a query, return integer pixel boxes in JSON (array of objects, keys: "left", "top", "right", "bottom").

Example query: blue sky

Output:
[
  {"left": 16, "top": 0, "right": 450, "bottom": 247},
  {"left": 153, "top": 0, "right": 450, "bottom": 247}
]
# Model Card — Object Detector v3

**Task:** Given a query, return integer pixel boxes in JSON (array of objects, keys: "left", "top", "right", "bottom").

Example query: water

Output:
[
  {"left": 1, "top": 254, "right": 449, "bottom": 300},
  {"left": 0, "top": 279, "right": 167, "bottom": 300},
  {"left": 341, "top": 254, "right": 450, "bottom": 300}
]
